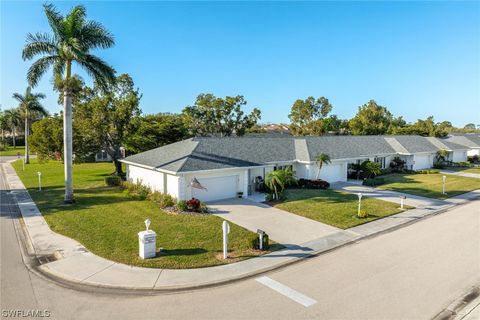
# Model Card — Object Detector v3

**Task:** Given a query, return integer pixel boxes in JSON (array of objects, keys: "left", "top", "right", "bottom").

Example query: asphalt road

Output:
[{"left": 1, "top": 158, "right": 479, "bottom": 320}]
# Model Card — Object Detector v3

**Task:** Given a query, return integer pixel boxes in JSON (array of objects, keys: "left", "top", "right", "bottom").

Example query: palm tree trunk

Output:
[
  {"left": 63, "top": 90, "right": 74, "bottom": 203},
  {"left": 24, "top": 109, "right": 29, "bottom": 164},
  {"left": 12, "top": 127, "right": 16, "bottom": 148}
]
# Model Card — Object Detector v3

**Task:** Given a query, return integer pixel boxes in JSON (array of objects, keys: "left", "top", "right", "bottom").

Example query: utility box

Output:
[{"left": 138, "top": 230, "right": 157, "bottom": 259}]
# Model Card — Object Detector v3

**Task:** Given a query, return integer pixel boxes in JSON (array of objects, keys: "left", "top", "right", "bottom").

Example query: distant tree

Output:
[
  {"left": 395, "top": 116, "right": 449, "bottom": 137},
  {"left": 4, "top": 108, "right": 22, "bottom": 148},
  {"left": 182, "top": 94, "right": 261, "bottom": 137},
  {"left": 288, "top": 96, "right": 333, "bottom": 136},
  {"left": 123, "top": 113, "right": 189, "bottom": 153},
  {"left": 75, "top": 74, "right": 141, "bottom": 175},
  {"left": 464, "top": 123, "right": 476, "bottom": 130},
  {"left": 349, "top": 100, "right": 393, "bottom": 135},
  {"left": 245, "top": 124, "right": 268, "bottom": 134},
  {"left": 0, "top": 111, "right": 8, "bottom": 144},
  {"left": 314, "top": 153, "right": 331, "bottom": 179},
  {"left": 13, "top": 87, "right": 47, "bottom": 164},
  {"left": 23, "top": 3, "right": 116, "bottom": 203}
]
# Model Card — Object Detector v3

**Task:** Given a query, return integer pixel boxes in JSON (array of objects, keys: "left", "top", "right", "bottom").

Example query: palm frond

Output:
[
  {"left": 80, "top": 20, "right": 115, "bottom": 49},
  {"left": 78, "top": 54, "right": 116, "bottom": 89},
  {"left": 27, "top": 55, "right": 59, "bottom": 87},
  {"left": 12, "top": 93, "right": 26, "bottom": 104},
  {"left": 23, "top": 33, "right": 57, "bottom": 60},
  {"left": 43, "top": 3, "right": 65, "bottom": 38}
]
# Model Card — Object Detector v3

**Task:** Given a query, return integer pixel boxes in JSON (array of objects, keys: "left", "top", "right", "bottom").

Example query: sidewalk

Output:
[
  {"left": 3, "top": 161, "right": 480, "bottom": 291},
  {"left": 440, "top": 170, "right": 480, "bottom": 180}
]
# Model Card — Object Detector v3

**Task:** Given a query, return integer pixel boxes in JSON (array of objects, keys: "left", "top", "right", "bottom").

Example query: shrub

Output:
[
  {"left": 121, "top": 180, "right": 150, "bottom": 200},
  {"left": 362, "top": 178, "right": 385, "bottom": 186},
  {"left": 176, "top": 200, "right": 188, "bottom": 212},
  {"left": 357, "top": 209, "right": 368, "bottom": 218},
  {"left": 456, "top": 161, "right": 472, "bottom": 167},
  {"left": 416, "top": 169, "right": 439, "bottom": 174},
  {"left": 468, "top": 155, "right": 479, "bottom": 163},
  {"left": 186, "top": 198, "right": 201, "bottom": 211},
  {"left": 432, "top": 162, "right": 444, "bottom": 169},
  {"left": 389, "top": 157, "right": 406, "bottom": 172},
  {"left": 105, "top": 175, "right": 122, "bottom": 186},
  {"left": 297, "top": 178, "right": 330, "bottom": 189},
  {"left": 148, "top": 191, "right": 176, "bottom": 208}
]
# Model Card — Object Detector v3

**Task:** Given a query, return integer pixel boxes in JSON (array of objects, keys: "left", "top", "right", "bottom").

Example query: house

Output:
[
  {"left": 120, "top": 135, "right": 469, "bottom": 202},
  {"left": 444, "top": 133, "right": 480, "bottom": 157},
  {"left": 95, "top": 147, "right": 125, "bottom": 162}
]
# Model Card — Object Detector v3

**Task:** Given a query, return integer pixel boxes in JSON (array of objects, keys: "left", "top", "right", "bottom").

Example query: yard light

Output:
[
  {"left": 145, "top": 219, "right": 151, "bottom": 231},
  {"left": 37, "top": 172, "right": 42, "bottom": 191},
  {"left": 399, "top": 196, "right": 406, "bottom": 209},
  {"left": 357, "top": 193, "right": 363, "bottom": 216},
  {"left": 257, "top": 229, "right": 266, "bottom": 250},
  {"left": 222, "top": 220, "right": 230, "bottom": 259},
  {"left": 442, "top": 175, "right": 447, "bottom": 195}
]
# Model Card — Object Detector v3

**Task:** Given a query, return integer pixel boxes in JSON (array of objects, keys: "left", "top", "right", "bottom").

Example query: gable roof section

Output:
[
  {"left": 444, "top": 135, "right": 480, "bottom": 148},
  {"left": 428, "top": 137, "right": 469, "bottom": 151},
  {"left": 304, "top": 136, "right": 396, "bottom": 160},
  {"left": 390, "top": 135, "right": 438, "bottom": 153},
  {"left": 384, "top": 137, "right": 409, "bottom": 154}
]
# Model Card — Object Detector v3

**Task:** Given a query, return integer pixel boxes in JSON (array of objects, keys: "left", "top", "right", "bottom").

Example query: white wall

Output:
[
  {"left": 452, "top": 150, "right": 467, "bottom": 162},
  {"left": 413, "top": 154, "right": 434, "bottom": 170},
  {"left": 128, "top": 165, "right": 165, "bottom": 192},
  {"left": 466, "top": 149, "right": 479, "bottom": 157},
  {"left": 166, "top": 174, "right": 179, "bottom": 199}
]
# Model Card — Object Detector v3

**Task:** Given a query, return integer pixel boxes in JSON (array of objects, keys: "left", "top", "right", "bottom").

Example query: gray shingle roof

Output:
[
  {"left": 444, "top": 135, "right": 480, "bottom": 148},
  {"left": 122, "top": 134, "right": 473, "bottom": 173}
]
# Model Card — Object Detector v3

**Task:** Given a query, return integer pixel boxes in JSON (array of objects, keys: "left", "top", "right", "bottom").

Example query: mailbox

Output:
[{"left": 138, "top": 230, "right": 157, "bottom": 259}]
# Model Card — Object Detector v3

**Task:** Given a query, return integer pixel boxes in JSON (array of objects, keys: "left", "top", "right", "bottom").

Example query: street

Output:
[{"left": 1, "top": 159, "right": 479, "bottom": 320}]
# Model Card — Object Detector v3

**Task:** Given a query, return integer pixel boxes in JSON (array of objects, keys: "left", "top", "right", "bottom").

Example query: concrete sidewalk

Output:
[
  {"left": 440, "top": 169, "right": 480, "bottom": 180},
  {"left": 3, "top": 160, "right": 480, "bottom": 291}
]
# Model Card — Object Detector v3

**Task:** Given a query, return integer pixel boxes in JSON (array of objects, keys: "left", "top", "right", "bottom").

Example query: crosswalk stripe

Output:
[{"left": 255, "top": 276, "right": 317, "bottom": 307}]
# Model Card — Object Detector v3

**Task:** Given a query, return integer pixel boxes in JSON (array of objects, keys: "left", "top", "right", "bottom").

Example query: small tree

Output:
[
  {"left": 265, "top": 171, "right": 285, "bottom": 200},
  {"left": 362, "top": 161, "right": 381, "bottom": 179},
  {"left": 314, "top": 153, "right": 331, "bottom": 179},
  {"left": 4, "top": 108, "right": 22, "bottom": 148},
  {"left": 435, "top": 149, "right": 449, "bottom": 163}
]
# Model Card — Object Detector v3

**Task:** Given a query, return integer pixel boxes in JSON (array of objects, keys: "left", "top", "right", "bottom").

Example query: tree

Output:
[
  {"left": 13, "top": 87, "right": 47, "bottom": 164},
  {"left": 288, "top": 96, "right": 333, "bottom": 136},
  {"left": 0, "top": 111, "right": 8, "bottom": 144},
  {"left": 464, "top": 123, "right": 476, "bottom": 130},
  {"left": 395, "top": 116, "right": 449, "bottom": 137},
  {"left": 75, "top": 74, "right": 141, "bottom": 175},
  {"left": 435, "top": 148, "right": 449, "bottom": 164},
  {"left": 182, "top": 94, "right": 261, "bottom": 137},
  {"left": 314, "top": 153, "right": 331, "bottom": 179},
  {"left": 4, "top": 108, "right": 22, "bottom": 148},
  {"left": 23, "top": 3, "right": 116, "bottom": 203},
  {"left": 362, "top": 161, "right": 381, "bottom": 178},
  {"left": 265, "top": 170, "right": 285, "bottom": 200},
  {"left": 349, "top": 100, "right": 393, "bottom": 135},
  {"left": 29, "top": 115, "right": 63, "bottom": 161},
  {"left": 123, "top": 113, "right": 189, "bottom": 154}
]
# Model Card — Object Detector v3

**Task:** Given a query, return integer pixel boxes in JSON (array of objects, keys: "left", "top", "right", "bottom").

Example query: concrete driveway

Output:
[{"left": 208, "top": 198, "right": 342, "bottom": 246}]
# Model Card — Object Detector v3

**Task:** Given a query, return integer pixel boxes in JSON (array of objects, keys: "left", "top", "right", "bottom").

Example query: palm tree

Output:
[
  {"left": 13, "top": 87, "right": 47, "bottom": 164},
  {"left": 314, "top": 153, "right": 331, "bottom": 179},
  {"left": 22, "top": 4, "right": 115, "bottom": 203},
  {"left": 265, "top": 170, "right": 285, "bottom": 200},
  {"left": 4, "top": 108, "right": 22, "bottom": 148},
  {"left": 0, "top": 111, "right": 8, "bottom": 145}
]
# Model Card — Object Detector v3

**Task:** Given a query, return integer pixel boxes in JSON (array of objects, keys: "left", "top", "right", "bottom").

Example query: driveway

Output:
[
  {"left": 208, "top": 198, "right": 342, "bottom": 246},
  {"left": 331, "top": 182, "right": 447, "bottom": 208}
]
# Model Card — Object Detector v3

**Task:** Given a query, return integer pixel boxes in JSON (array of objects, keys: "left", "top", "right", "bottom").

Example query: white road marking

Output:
[{"left": 255, "top": 276, "right": 317, "bottom": 307}]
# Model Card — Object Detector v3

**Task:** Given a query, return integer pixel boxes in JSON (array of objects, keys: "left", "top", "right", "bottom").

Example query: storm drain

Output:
[{"left": 37, "top": 254, "right": 58, "bottom": 265}]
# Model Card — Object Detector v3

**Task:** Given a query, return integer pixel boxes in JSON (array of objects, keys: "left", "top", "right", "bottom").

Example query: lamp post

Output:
[
  {"left": 37, "top": 172, "right": 42, "bottom": 191},
  {"left": 442, "top": 175, "right": 446, "bottom": 195},
  {"left": 400, "top": 196, "right": 406, "bottom": 209},
  {"left": 357, "top": 193, "right": 363, "bottom": 216}
]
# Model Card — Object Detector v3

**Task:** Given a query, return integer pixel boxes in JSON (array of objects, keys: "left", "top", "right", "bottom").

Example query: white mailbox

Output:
[{"left": 138, "top": 230, "right": 157, "bottom": 259}]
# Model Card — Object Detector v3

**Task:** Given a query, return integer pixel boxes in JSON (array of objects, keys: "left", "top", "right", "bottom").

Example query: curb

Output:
[
  {"left": 4, "top": 160, "right": 479, "bottom": 294},
  {"left": 432, "top": 285, "right": 480, "bottom": 320}
]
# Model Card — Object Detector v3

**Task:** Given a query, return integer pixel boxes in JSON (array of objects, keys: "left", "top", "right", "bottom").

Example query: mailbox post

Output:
[
  {"left": 357, "top": 193, "right": 363, "bottom": 216},
  {"left": 442, "top": 175, "right": 447, "bottom": 195},
  {"left": 138, "top": 219, "right": 157, "bottom": 259},
  {"left": 257, "top": 229, "right": 266, "bottom": 250},
  {"left": 222, "top": 221, "right": 230, "bottom": 259},
  {"left": 37, "top": 172, "right": 42, "bottom": 191}
]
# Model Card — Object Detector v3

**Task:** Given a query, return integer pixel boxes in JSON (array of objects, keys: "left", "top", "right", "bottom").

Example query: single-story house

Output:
[
  {"left": 120, "top": 135, "right": 469, "bottom": 202},
  {"left": 444, "top": 134, "right": 480, "bottom": 157}
]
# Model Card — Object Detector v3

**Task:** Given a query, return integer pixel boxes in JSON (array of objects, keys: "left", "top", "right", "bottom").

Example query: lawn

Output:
[
  {"left": 12, "top": 159, "right": 275, "bottom": 269},
  {"left": 377, "top": 173, "right": 480, "bottom": 199},
  {"left": 0, "top": 146, "right": 25, "bottom": 156},
  {"left": 445, "top": 166, "right": 480, "bottom": 174},
  {"left": 274, "top": 189, "right": 410, "bottom": 229}
]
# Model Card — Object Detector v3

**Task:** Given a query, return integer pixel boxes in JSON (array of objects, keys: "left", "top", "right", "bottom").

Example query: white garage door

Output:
[
  {"left": 319, "top": 163, "right": 346, "bottom": 182},
  {"left": 414, "top": 155, "right": 432, "bottom": 170},
  {"left": 192, "top": 175, "right": 238, "bottom": 202}
]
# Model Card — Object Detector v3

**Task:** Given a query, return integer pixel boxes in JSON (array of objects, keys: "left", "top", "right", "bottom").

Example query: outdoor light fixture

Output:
[
  {"left": 400, "top": 195, "right": 406, "bottom": 209},
  {"left": 37, "top": 172, "right": 42, "bottom": 191},
  {"left": 222, "top": 221, "right": 230, "bottom": 259},
  {"left": 442, "top": 175, "right": 447, "bottom": 195},
  {"left": 145, "top": 219, "right": 151, "bottom": 231}
]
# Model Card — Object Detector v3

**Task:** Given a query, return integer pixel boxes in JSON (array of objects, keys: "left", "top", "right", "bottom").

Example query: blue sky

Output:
[{"left": 1, "top": 1, "right": 479, "bottom": 127}]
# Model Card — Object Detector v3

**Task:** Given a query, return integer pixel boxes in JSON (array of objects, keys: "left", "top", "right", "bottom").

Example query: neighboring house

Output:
[
  {"left": 444, "top": 133, "right": 480, "bottom": 157},
  {"left": 120, "top": 135, "right": 469, "bottom": 202},
  {"left": 95, "top": 147, "right": 125, "bottom": 162}
]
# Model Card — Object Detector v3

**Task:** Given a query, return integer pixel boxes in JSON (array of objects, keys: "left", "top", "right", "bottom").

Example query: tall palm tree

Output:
[
  {"left": 22, "top": 4, "right": 115, "bottom": 203},
  {"left": 0, "top": 111, "right": 8, "bottom": 145},
  {"left": 13, "top": 87, "right": 47, "bottom": 164},
  {"left": 4, "top": 108, "right": 22, "bottom": 149},
  {"left": 314, "top": 153, "right": 331, "bottom": 179}
]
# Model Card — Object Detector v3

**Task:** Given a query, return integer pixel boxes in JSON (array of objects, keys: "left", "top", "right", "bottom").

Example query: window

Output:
[{"left": 374, "top": 157, "right": 386, "bottom": 169}]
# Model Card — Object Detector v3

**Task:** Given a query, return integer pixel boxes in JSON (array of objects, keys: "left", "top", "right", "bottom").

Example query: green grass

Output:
[
  {"left": 377, "top": 173, "right": 480, "bottom": 199},
  {"left": 12, "top": 159, "right": 275, "bottom": 269},
  {"left": 445, "top": 167, "right": 480, "bottom": 174},
  {"left": 0, "top": 146, "right": 25, "bottom": 156},
  {"left": 274, "top": 189, "right": 410, "bottom": 229}
]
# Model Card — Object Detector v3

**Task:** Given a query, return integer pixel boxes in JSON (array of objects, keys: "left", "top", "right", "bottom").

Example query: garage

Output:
[
  {"left": 191, "top": 175, "right": 239, "bottom": 202},
  {"left": 414, "top": 154, "right": 433, "bottom": 170},
  {"left": 319, "top": 163, "right": 346, "bottom": 183}
]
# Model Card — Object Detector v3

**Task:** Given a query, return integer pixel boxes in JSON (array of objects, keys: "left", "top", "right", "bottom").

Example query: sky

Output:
[{"left": 1, "top": 1, "right": 479, "bottom": 127}]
